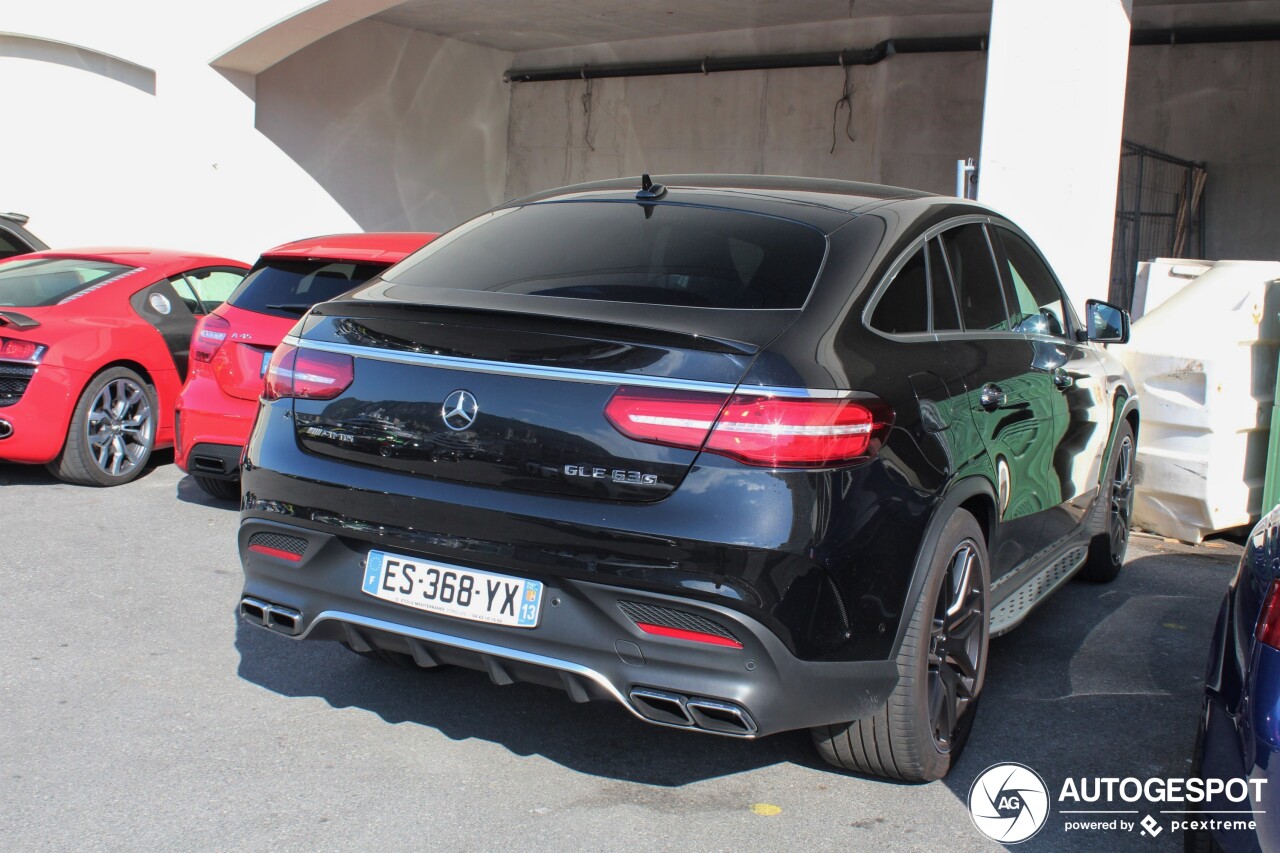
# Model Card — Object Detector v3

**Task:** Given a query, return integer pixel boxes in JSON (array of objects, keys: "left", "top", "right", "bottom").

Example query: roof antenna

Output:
[{"left": 637, "top": 173, "right": 666, "bottom": 201}]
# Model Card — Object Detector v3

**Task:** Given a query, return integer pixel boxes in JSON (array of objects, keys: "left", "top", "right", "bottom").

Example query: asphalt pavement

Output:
[{"left": 0, "top": 456, "right": 1244, "bottom": 853}]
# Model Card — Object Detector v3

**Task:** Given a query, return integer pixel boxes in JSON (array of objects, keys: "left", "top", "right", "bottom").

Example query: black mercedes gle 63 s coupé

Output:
[{"left": 237, "top": 175, "right": 1138, "bottom": 782}]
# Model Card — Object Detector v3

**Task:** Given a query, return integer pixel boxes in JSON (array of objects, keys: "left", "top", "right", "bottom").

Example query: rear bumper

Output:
[
  {"left": 238, "top": 516, "right": 899, "bottom": 737},
  {"left": 174, "top": 376, "right": 258, "bottom": 474},
  {"left": 0, "top": 363, "right": 81, "bottom": 463}
]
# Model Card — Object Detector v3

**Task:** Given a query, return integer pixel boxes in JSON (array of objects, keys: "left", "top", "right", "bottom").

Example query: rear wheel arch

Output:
[
  {"left": 73, "top": 359, "right": 159, "bottom": 396},
  {"left": 814, "top": 506, "right": 990, "bottom": 780},
  {"left": 891, "top": 478, "right": 997, "bottom": 658},
  {"left": 48, "top": 360, "right": 159, "bottom": 456},
  {"left": 96, "top": 358, "right": 157, "bottom": 385},
  {"left": 92, "top": 358, "right": 174, "bottom": 430}
]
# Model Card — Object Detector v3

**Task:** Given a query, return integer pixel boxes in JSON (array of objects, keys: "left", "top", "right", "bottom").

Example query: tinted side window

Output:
[
  {"left": 995, "top": 227, "right": 1069, "bottom": 338},
  {"left": 939, "top": 224, "right": 1008, "bottom": 332},
  {"left": 927, "top": 238, "right": 961, "bottom": 332},
  {"left": 870, "top": 249, "right": 927, "bottom": 334},
  {"left": 0, "top": 229, "right": 28, "bottom": 260}
]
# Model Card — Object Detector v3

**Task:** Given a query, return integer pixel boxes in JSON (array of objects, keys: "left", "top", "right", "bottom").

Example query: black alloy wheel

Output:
[
  {"left": 1081, "top": 420, "right": 1136, "bottom": 582},
  {"left": 929, "top": 538, "right": 985, "bottom": 751},
  {"left": 813, "top": 509, "right": 990, "bottom": 782}
]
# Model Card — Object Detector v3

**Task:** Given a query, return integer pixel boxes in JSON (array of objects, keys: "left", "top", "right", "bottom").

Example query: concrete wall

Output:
[
  {"left": 504, "top": 15, "right": 989, "bottom": 200},
  {"left": 256, "top": 19, "right": 512, "bottom": 232},
  {"left": 0, "top": 0, "right": 368, "bottom": 261},
  {"left": 1124, "top": 41, "right": 1280, "bottom": 262},
  {"left": 505, "top": 53, "right": 987, "bottom": 200}
]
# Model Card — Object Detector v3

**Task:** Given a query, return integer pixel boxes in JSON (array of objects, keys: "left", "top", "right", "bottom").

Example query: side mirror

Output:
[{"left": 1085, "top": 299, "right": 1130, "bottom": 344}]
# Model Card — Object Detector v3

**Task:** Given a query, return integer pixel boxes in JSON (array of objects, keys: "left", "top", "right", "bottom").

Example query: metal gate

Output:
[{"left": 1109, "top": 140, "right": 1207, "bottom": 310}]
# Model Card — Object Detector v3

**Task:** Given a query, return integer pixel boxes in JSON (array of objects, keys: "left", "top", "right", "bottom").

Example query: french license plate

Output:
[{"left": 362, "top": 550, "right": 543, "bottom": 628}]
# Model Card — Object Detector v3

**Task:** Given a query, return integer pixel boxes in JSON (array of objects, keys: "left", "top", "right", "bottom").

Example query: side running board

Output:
[{"left": 988, "top": 544, "right": 1088, "bottom": 636}]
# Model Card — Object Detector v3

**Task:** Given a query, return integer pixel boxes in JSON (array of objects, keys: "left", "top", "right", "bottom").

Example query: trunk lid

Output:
[
  {"left": 201, "top": 303, "right": 298, "bottom": 402},
  {"left": 287, "top": 303, "right": 790, "bottom": 502}
]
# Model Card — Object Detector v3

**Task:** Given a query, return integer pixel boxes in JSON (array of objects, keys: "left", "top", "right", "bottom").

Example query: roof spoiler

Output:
[{"left": 0, "top": 212, "right": 30, "bottom": 226}]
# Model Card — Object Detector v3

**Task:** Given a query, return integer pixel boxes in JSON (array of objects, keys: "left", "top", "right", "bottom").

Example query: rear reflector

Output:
[
  {"left": 635, "top": 622, "right": 744, "bottom": 649},
  {"left": 263, "top": 344, "right": 353, "bottom": 401},
  {"left": 1256, "top": 579, "right": 1280, "bottom": 650},
  {"left": 605, "top": 386, "right": 889, "bottom": 468},
  {"left": 248, "top": 543, "right": 303, "bottom": 562}
]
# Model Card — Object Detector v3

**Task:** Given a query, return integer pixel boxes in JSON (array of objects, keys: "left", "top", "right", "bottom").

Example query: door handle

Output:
[
  {"left": 980, "top": 383, "right": 1006, "bottom": 410},
  {"left": 1053, "top": 368, "right": 1074, "bottom": 389}
]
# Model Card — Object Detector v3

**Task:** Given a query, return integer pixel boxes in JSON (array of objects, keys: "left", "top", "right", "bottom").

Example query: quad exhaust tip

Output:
[
  {"left": 0, "top": 419, "right": 12, "bottom": 439},
  {"left": 239, "top": 596, "right": 302, "bottom": 636},
  {"left": 628, "top": 688, "right": 757, "bottom": 736}
]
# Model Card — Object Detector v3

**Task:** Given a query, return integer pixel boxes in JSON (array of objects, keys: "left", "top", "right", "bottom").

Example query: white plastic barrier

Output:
[
  {"left": 1116, "top": 260, "right": 1280, "bottom": 543},
  {"left": 1131, "top": 257, "right": 1213, "bottom": 320}
]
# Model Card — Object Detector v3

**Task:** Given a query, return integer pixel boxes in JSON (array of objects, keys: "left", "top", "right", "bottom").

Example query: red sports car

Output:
[
  {"left": 175, "top": 232, "right": 437, "bottom": 499},
  {"left": 0, "top": 248, "right": 249, "bottom": 485}
]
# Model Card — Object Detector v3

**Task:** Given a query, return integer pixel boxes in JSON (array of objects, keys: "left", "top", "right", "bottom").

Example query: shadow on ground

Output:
[
  {"left": 234, "top": 543, "right": 1237, "bottom": 800},
  {"left": 0, "top": 450, "right": 174, "bottom": 487},
  {"left": 175, "top": 472, "right": 240, "bottom": 509},
  {"left": 942, "top": 546, "right": 1238, "bottom": 851}
]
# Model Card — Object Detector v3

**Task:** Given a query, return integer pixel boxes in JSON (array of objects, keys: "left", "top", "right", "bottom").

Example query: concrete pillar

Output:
[{"left": 977, "top": 0, "right": 1133, "bottom": 313}]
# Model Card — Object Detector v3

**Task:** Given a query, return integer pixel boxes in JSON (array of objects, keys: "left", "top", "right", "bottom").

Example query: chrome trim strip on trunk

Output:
[{"left": 282, "top": 335, "right": 848, "bottom": 399}]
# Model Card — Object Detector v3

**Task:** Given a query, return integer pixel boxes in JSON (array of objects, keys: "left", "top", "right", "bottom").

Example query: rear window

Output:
[
  {"left": 0, "top": 258, "right": 136, "bottom": 307},
  {"left": 227, "top": 259, "right": 388, "bottom": 318},
  {"left": 384, "top": 202, "right": 827, "bottom": 309}
]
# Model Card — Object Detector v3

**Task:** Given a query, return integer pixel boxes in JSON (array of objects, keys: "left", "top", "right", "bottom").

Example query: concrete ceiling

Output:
[
  {"left": 371, "top": 0, "right": 993, "bottom": 53},
  {"left": 372, "top": 0, "right": 1280, "bottom": 52},
  {"left": 213, "top": 0, "right": 1280, "bottom": 76}
]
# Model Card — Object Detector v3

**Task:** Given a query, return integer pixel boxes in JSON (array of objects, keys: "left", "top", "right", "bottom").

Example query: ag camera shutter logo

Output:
[{"left": 969, "top": 763, "right": 1051, "bottom": 843}]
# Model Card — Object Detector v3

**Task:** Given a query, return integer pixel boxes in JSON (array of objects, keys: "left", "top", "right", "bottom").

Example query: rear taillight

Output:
[
  {"left": 604, "top": 388, "right": 730, "bottom": 450},
  {"left": 0, "top": 336, "right": 46, "bottom": 364},
  {"left": 605, "top": 386, "right": 889, "bottom": 468},
  {"left": 1256, "top": 579, "right": 1280, "bottom": 650},
  {"left": 191, "top": 314, "right": 230, "bottom": 363},
  {"left": 263, "top": 344, "right": 353, "bottom": 401}
]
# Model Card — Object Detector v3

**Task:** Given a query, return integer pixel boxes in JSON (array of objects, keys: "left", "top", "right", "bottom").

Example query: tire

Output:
[
  {"left": 1184, "top": 718, "right": 1223, "bottom": 853},
  {"left": 1079, "top": 420, "right": 1135, "bottom": 583},
  {"left": 47, "top": 367, "right": 157, "bottom": 486},
  {"left": 194, "top": 475, "right": 240, "bottom": 501},
  {"left": 812, "top": 509, "right": 990, "bottom": 782}
]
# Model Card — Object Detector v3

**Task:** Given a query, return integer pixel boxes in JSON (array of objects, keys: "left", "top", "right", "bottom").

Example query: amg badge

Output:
[
  {"left": 564, "top": 464, "right": 659, "bottom": 485},
  {"left": 305, "top": 426, "right": 355, "bottom": 444}
]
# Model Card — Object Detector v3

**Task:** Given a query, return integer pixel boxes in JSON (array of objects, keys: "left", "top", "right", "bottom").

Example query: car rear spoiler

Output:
[{"left": 306, "top": 291, "right": 806, "bottom": 357}]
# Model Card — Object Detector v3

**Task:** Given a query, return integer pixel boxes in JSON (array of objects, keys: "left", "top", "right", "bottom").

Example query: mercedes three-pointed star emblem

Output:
[{"left": 441, "top": 389, "right": 479, "bottom": 431}]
